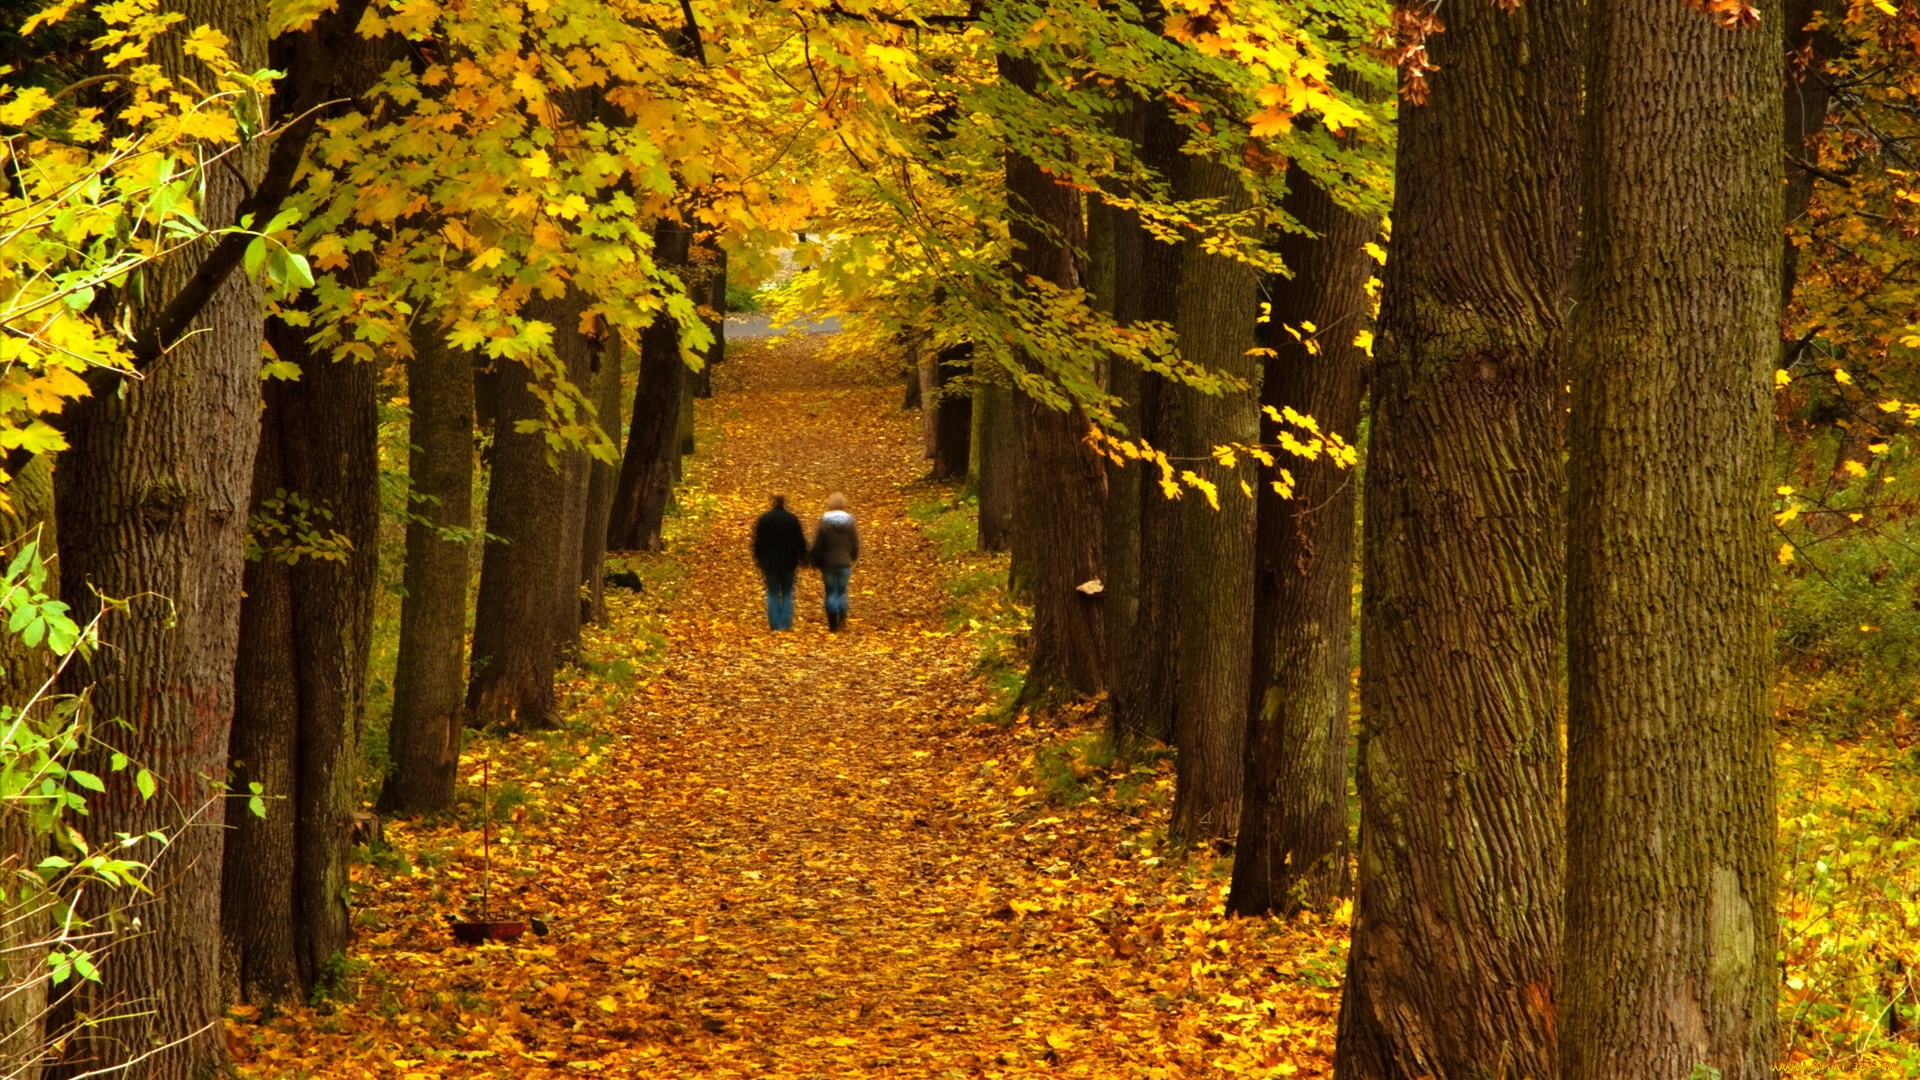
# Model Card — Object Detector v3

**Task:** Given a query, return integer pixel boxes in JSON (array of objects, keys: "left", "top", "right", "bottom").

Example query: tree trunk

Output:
[
  {"left": 931, "top": 343, "right": 974, "bottom": 480},
  {"left": 1228, "top": 171, "right": 1375, "bottom": 917},
  {"left": 1563, "top": 3, "right": 1782, "bottom": 1079},
  {"left": 1336, "top": 0, "right": 1577, "bottom": 1075},
  {"left": 381, "top": 316, "right": 473, "bottom": 814},
  {"left": 973, "top": 380, "right": 1021, "bottom": 553},
  {"left": 0, "top": 461, "right": 57, "bottom": 1080},
  {"left": 1100, "top": 189, "right": 1143, "bottom": 699},
  {"left": 580, "top": 335, "right": 625, "bottom": 626},
  {"left": 547, "top": 287, "right": 595, "bottom": 660},
  {"left": 467, "top": 339, "right": 565, "bottom": 730},
  {"left": 674, "top": 371, "right": 695, "bottom": 481},
  {"left": 1781, "top": 0, "right": 1843, "bottom": 310},
  {"left": 607, "top": 218, "right": 692, "bottom": 552},
  {"left": 47, "top": 5, "right": 269, "bottom": 1074},
  {"left": 1168, "top": 155, "right": 1260, "bottom": 843},
  {"left": 691, "top": 243, "right": 724, "bottom": 399},
  {"left": 1110, "top": 102, "right": 1185, "bottom": 750},
  {"left": 224, "top": 322, "right": 379, "bottom": 1004},
  {"left": 1001, "top": 54, "right": 1105, "bottom": 705}
]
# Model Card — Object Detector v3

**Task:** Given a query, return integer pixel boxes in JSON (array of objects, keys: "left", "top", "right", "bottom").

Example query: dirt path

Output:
[{"left": 232, "top": 339, "right": 1344, "bottom": 1080}]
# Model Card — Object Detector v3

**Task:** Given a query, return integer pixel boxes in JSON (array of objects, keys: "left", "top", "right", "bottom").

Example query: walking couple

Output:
[{"left": 751, "top": 492, "right": 861, "bottom": 632}]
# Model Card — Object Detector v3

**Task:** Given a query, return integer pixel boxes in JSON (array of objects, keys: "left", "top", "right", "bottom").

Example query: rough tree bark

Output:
[
  {"left": 1001, "top": 54, "right": 1106, "bottom": 704},
  {"left": 607, "top": 218, "right": 692, "bottom": 552},
  {"left": 1562, "top": 3, "right": 1782, "bottom": 1079},
  {"left": 1168, "top": 155, "right": 1260, "bottom": 843},
  {"left": 1228, "top": 169, "right": 1376, "bottom": 917},
  {"left": 580, "top": 335, "right": 625, "bottom": 626},
  {"left": 223, "top": 329, "right": 378, "bottom": 1004},
  {"left": 381, "top": 316, "right": 473, "bottom": 814},
  {"left": 1335, "top": 0, "right": 1577, "bottom": 1075},
  {"left": 47, "top": 4, "right": 269, "bottom": 1074}
]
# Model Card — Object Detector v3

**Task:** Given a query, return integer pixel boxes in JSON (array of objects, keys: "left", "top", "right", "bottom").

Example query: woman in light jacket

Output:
[{"left": 808, "top": 492, "right": 860, "bottom": 632}]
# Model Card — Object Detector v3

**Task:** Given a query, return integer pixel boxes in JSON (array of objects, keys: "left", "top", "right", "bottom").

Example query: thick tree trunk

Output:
[
  {"left": 1110, "top": 103, "right": 1184, "bottom": 750},
  {"left": 930, "top": 343, "right": 973, "bottom": 480},
  {"left": 381, "top": 317, "right": 473, "bottom": 814},
  {"left": 547, "top": 288, "right": 595, "bottom": 660},
  {"left": 1228, "top": 171, "right": 1375, "bottom": 917},
  {"left": 1001, "top": 54, "right": 1105, "bottom": 704},
  {"left": 223, "top": 325, "right": 378, "bottom": 1004},
  {"left": 1563, "top": 3, "right": 1782, "bottom": 1079},
  {"left": 0, "top": 462, "right": 56, "bottom": 1080},
  {"left": 580, "top": 335, "right": 625, "bottom": 626},
  {"left": 48, "top": 6, "right": 269, "bottom": 1075},
  {"left": 607, "top": 218, "right": 692, "bottom": 552},
  {"left": 1336, "top": 0, "right": 1577, "bottom": 1076},
  {"left": 467, "top": 342, "right": 565, "bottom": 729},
  {"left": 1168, "top": 156, "right": 1260, "bottom": 843}
]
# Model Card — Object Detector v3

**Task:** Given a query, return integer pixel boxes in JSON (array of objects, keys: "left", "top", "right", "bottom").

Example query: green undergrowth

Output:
[
  {"left": 1778, "top": 731, "right": 1920, "bottom": 1077},
  {"left": 904, "top": 482, "right": 1026, "bottom": 715}
]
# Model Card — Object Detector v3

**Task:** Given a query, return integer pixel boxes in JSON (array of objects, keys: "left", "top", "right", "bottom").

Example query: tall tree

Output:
[
  {"left": 972, "top": 379, "right": 1021, "bottom": 553},
  {"left": 548, "top": 287, "right": 596, "bottom": 659},
  {"left": 222, "top": 334, "right": 379, "bottom": 1004},
  {"left": 222, "top": 21, "right": 387, "bottom": 1004},
  {"left": 47, "top": 2, "right": 270, "bottom": 1071},
  {"left": 580, "top": 335, "right": 625, "bottom": 626},
  {"left": 467, "top": 296, "right": 575, "bottom": 730},
  {"left": 1109, "top": 104, "right": 1185, "bottom": 750},
  {"left": 1336, "top": 0, "right": 1577, "bottom": 1075},
  {"left": 0, "top": 463, "right": 56, "bottom": 1079},
  {"left": 1229, "top": 170, "right": 1376, "bottom": 916},
  {"left": 1098, "top": 196, "right": 1143, "bottom": 699},
  {"left": 1168, "top": 154, "right": 1260, "bottom": 842},
  {"left": 929, "top": 343, "right": 974, "bottom": 480},
  {"left": 381, "top": 316, "right": 474, "bottom": 813},
  {"left": 1000, "top": 53, "right": 1107, "bottom": 704},
  {"left": 1562, "top": 2, "right": 1783, "bottom": 1079},
  {"left": 607, "top": 217, "right": 693, "bottom": 552}
]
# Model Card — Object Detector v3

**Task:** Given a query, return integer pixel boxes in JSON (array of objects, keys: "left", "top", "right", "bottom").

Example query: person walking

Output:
[
  {"left": 751, "top": 493, "right": 808, "bottom": 631},
  {"left": 809, "top": 492, "right": 861, "bottom": 632}
]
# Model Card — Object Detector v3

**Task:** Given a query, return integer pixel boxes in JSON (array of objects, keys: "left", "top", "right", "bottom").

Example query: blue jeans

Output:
[
  {"left": 763, "top": 569, "right": 796, "bottom": 630},
  {"left": 821, "top": 566, "right": 851, "bottom": 619}
]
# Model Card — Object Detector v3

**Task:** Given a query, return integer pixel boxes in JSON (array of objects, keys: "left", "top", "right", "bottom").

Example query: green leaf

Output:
[
  {"left": 134, "top": 769, "right": 156, "bottom": 801},
  {"left": 67, "top": 770, "right": 104, "bottom": 793}
]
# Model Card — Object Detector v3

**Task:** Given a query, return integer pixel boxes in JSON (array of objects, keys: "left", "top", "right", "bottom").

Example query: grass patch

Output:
[{"left": 903, "top": 483, "right": 1029, "bottom": 718}]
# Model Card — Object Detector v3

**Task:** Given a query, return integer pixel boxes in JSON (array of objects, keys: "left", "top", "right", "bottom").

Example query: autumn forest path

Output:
[{"left": 233, "top": 338, "right": 1345, "bottom": 1080}]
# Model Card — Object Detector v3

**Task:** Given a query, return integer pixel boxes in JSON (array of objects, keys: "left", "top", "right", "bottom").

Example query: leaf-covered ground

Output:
[{"left": 229, "top": 338, "right": 1348, "bottom": 1079}]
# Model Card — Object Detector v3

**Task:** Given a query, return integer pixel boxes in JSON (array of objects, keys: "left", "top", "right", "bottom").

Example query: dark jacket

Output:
[
  {"left": 809, "top": 510, "right": 860, "bottom": 568},
  {"left": 752, "top": 506, "right": 808, "bottom": 574}
]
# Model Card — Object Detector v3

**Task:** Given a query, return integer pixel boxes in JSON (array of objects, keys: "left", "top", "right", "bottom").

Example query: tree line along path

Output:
[{"left": 226, "top": 336, "right": 1348, "bottom": 1079}]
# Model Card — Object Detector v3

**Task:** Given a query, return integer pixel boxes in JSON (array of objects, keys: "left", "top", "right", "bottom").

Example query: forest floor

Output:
[{"left": 227, "top": 338, "right": 1350, "bottom": 1079}]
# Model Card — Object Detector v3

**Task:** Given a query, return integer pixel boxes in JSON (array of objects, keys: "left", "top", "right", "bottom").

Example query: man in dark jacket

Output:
[
  {"left": 808, "top": 492, "right": 860, "bottom": 632},
  {"left": 751, "top": 494, "right": 808, "bottom": 630}
]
